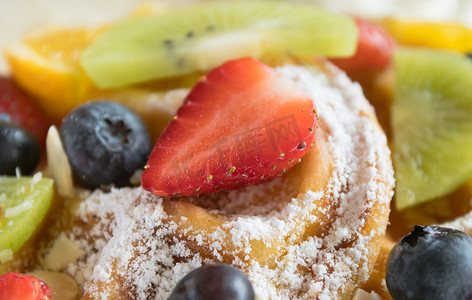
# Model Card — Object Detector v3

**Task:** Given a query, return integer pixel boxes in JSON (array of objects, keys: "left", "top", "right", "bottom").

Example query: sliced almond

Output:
[
  {"left": 46, "top": 125, "right": 75, "bottom": 197},
  {"left": 42, "top": 233, "right": 84, "bottom": 271},
  {"left": 353, "top": 289, "right": 382, "bottom": 300},
  {"left": 29, "top": 270, "right": 78, "bottom": 300}
]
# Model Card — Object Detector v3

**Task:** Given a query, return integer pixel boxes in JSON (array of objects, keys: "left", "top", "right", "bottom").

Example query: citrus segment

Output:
[
  {"left": 4, "top": 27, "right": 103, "bottom": 123},
  {"left": 381, "top": 18, "right": 472, "bottom": 53}
]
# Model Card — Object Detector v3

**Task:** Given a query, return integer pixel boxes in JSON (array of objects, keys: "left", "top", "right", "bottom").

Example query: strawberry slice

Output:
[
  {"left": 142, "top": 57, "right": 316, "bottom": 197},
  {"left": 330, "top": 17, "right": 395, "bottom": 73},
  {"left": 0, "top": 77, "right": 50, "bottom": 147},
  {"left": 0, "top": 273, "right": 52, "bottom": 300}
]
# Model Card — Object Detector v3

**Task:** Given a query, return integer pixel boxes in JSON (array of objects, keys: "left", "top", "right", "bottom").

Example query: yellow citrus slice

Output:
[
  {"left": 381, "top": 18, "right": 472, "bottom": 53},
  {"left": 3, "top": 26, "right": 198, "bottom": 141},
  {"left": 2, "top": 26, "right": 198, "bottom": 142},
  {"left": 4, "top": 27, "right": 104, "bottom": 124},
  {"left": 2, "top": 3, "right": 173, "bottom": 125}
]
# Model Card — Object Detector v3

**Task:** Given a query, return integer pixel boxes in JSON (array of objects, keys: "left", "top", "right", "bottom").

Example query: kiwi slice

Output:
[
  {"left": 80, "top": 2, "right": 357, "bottom": 88},
  {"left": 0, "top": 175, "right": 54, "bottom": 261},
  {"left": 393, "top": 47, "right": 472, "bottom": 210}
]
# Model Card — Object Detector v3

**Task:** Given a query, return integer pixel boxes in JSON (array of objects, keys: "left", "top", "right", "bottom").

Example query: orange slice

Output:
[
  {"left": 2, "top": 26, "right": 197, "bottom": 142},
  {"left": 2, "top": 2, "right": 174, "bottom": 125},
  {"left": 4, "top": 27, "right": 103, "bottom": 124},
  {"left": 380, "top": 18, "right": 472, "bottom": 53}
]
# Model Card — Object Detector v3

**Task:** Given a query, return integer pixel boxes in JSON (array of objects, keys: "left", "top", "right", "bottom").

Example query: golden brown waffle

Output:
[{"left": 58, "top": 61, "right": 395, "bottom": 299}]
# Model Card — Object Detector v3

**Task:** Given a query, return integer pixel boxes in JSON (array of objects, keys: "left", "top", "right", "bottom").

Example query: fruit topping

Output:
[
  {"left": 3, "top": 26, "right": 197, "bottom": 128},
  {"left": 386, "top": 225, "right": 472, "bottom": 300},
  {"left": 169, "top": 264, "right": 255, "bottom": 300},
  {"left": 392, "top": 47, "right": 472, "bottom": 209},
  {"left": 80, "top": 1, "right": 357, "bottom": 88},
  {"left": 100, "top": 88, "right": 190, "bottom": 143},
  {"left": 0, "top": 175, "right": 53, "bottom": 262},
  {"left": 4, "top": 27, "right": 102, "bottom": 124},
  {"left": 0, "top": 77, "right": 50, "bottom": 146},
  {"left": 28, "top": 271, "right": 78, "bottom": 300},
  {"left": 0, "top": 272, "right": 52, "bottom": 300},
  {"left": 141, "top": 57, "right": 316, "bottom": 197},
  {"left": 0, "top": 122, "right": 41, "bottom": 175},
  {"left": 330, "top": 17, "right": 395, "bottom": 73},
  {"left": 380, "top": 18, "right": 472, "bottom": 53},
  {"left": 60, "top": 101, "right": 150, "bottom": 189}
]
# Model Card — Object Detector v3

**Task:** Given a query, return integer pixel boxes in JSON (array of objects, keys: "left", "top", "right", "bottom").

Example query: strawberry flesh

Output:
[
  {"left": 330, "top": 17, "right": 395, "bottom": 73},
  {"left": 0, "top": 77, "right": 50, "bottom": 147},
  {"left": 0, "top": 273, "right": 52, "bottom": 300},
  {"left": 142, "top": 57, "right": 316, "bottom": 197}
]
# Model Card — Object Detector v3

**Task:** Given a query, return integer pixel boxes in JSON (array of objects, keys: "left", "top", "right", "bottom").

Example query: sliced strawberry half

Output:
[
  {"left": 142, "top": 57, "right": 316, "bottom": 197},
  {"left": 0, "top": 273, "right": 52, "bottom": 300},
  {"left": 0, "top": 77, "right": 50, "bottom": 147},
  {"left": 330, "top": 17, "right": 395, "bottom": 73}
]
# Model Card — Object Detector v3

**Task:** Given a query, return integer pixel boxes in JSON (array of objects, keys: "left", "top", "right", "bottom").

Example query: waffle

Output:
[{"left": 60, "top": 61, "right": 395, "bottom": 299}]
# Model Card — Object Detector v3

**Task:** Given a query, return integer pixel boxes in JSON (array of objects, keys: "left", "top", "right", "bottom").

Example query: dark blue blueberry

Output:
[
  {"left": 0, "top": 122, "right": 40, "bottom": 175},
  {"left": 467, "top": 53, "right": 472, "bottom": 60},
  {"left": 169, "top": 264, "right": 255, "bottom": 300},
  {"left": 60, "top": 101, "right": 150, "bottom": 189},
  {"left": 386, "top": 225, "right": 472, "bottom": 300}
]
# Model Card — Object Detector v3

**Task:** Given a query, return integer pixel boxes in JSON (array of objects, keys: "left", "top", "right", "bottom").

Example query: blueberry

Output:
[
  {"left": 0, "top": 122, "right": 40, "bottom": 175},
  {"left": 386, "top": 225, "right": 472, "bottom": 300},
  {"left": 60, "top": 101, "right": 150, "bottom": 189},
  {"left": 169, "top": 264, "right": 255, "bottom": 300}
]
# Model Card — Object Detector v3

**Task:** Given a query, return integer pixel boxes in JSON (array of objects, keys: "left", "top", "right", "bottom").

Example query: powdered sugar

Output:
[{"left": 66, "top": 62, "right": 394, "bottom": 299}]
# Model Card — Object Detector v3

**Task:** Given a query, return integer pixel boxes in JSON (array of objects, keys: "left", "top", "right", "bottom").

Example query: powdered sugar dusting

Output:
[{"left": 65, "top": 62, "right": 394, "bottom": 299}]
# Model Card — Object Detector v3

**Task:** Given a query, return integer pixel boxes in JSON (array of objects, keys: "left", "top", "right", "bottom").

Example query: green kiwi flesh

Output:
[
  {"left": 393, "top": 47, "right": 472, "bottom": 210},
  {"left": 80, "top": 2, "right": 357, "bottom": 89},
  {"left": 0, "top": 176, "right": 54, "bottom": 260}
]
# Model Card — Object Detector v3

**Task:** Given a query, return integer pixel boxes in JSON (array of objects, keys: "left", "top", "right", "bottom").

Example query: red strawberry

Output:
[
  {"left": 0, "top": 273, "right": 52, "bottom": 300},
  {"left": 142, "top": 57, "right": 316, "bottom": 197},
  {"left": 330, "top": 17, "right": 395, "bottom": 73},
  {"left": 0, "top": 77, "right": 50, "bottom": 147}
]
